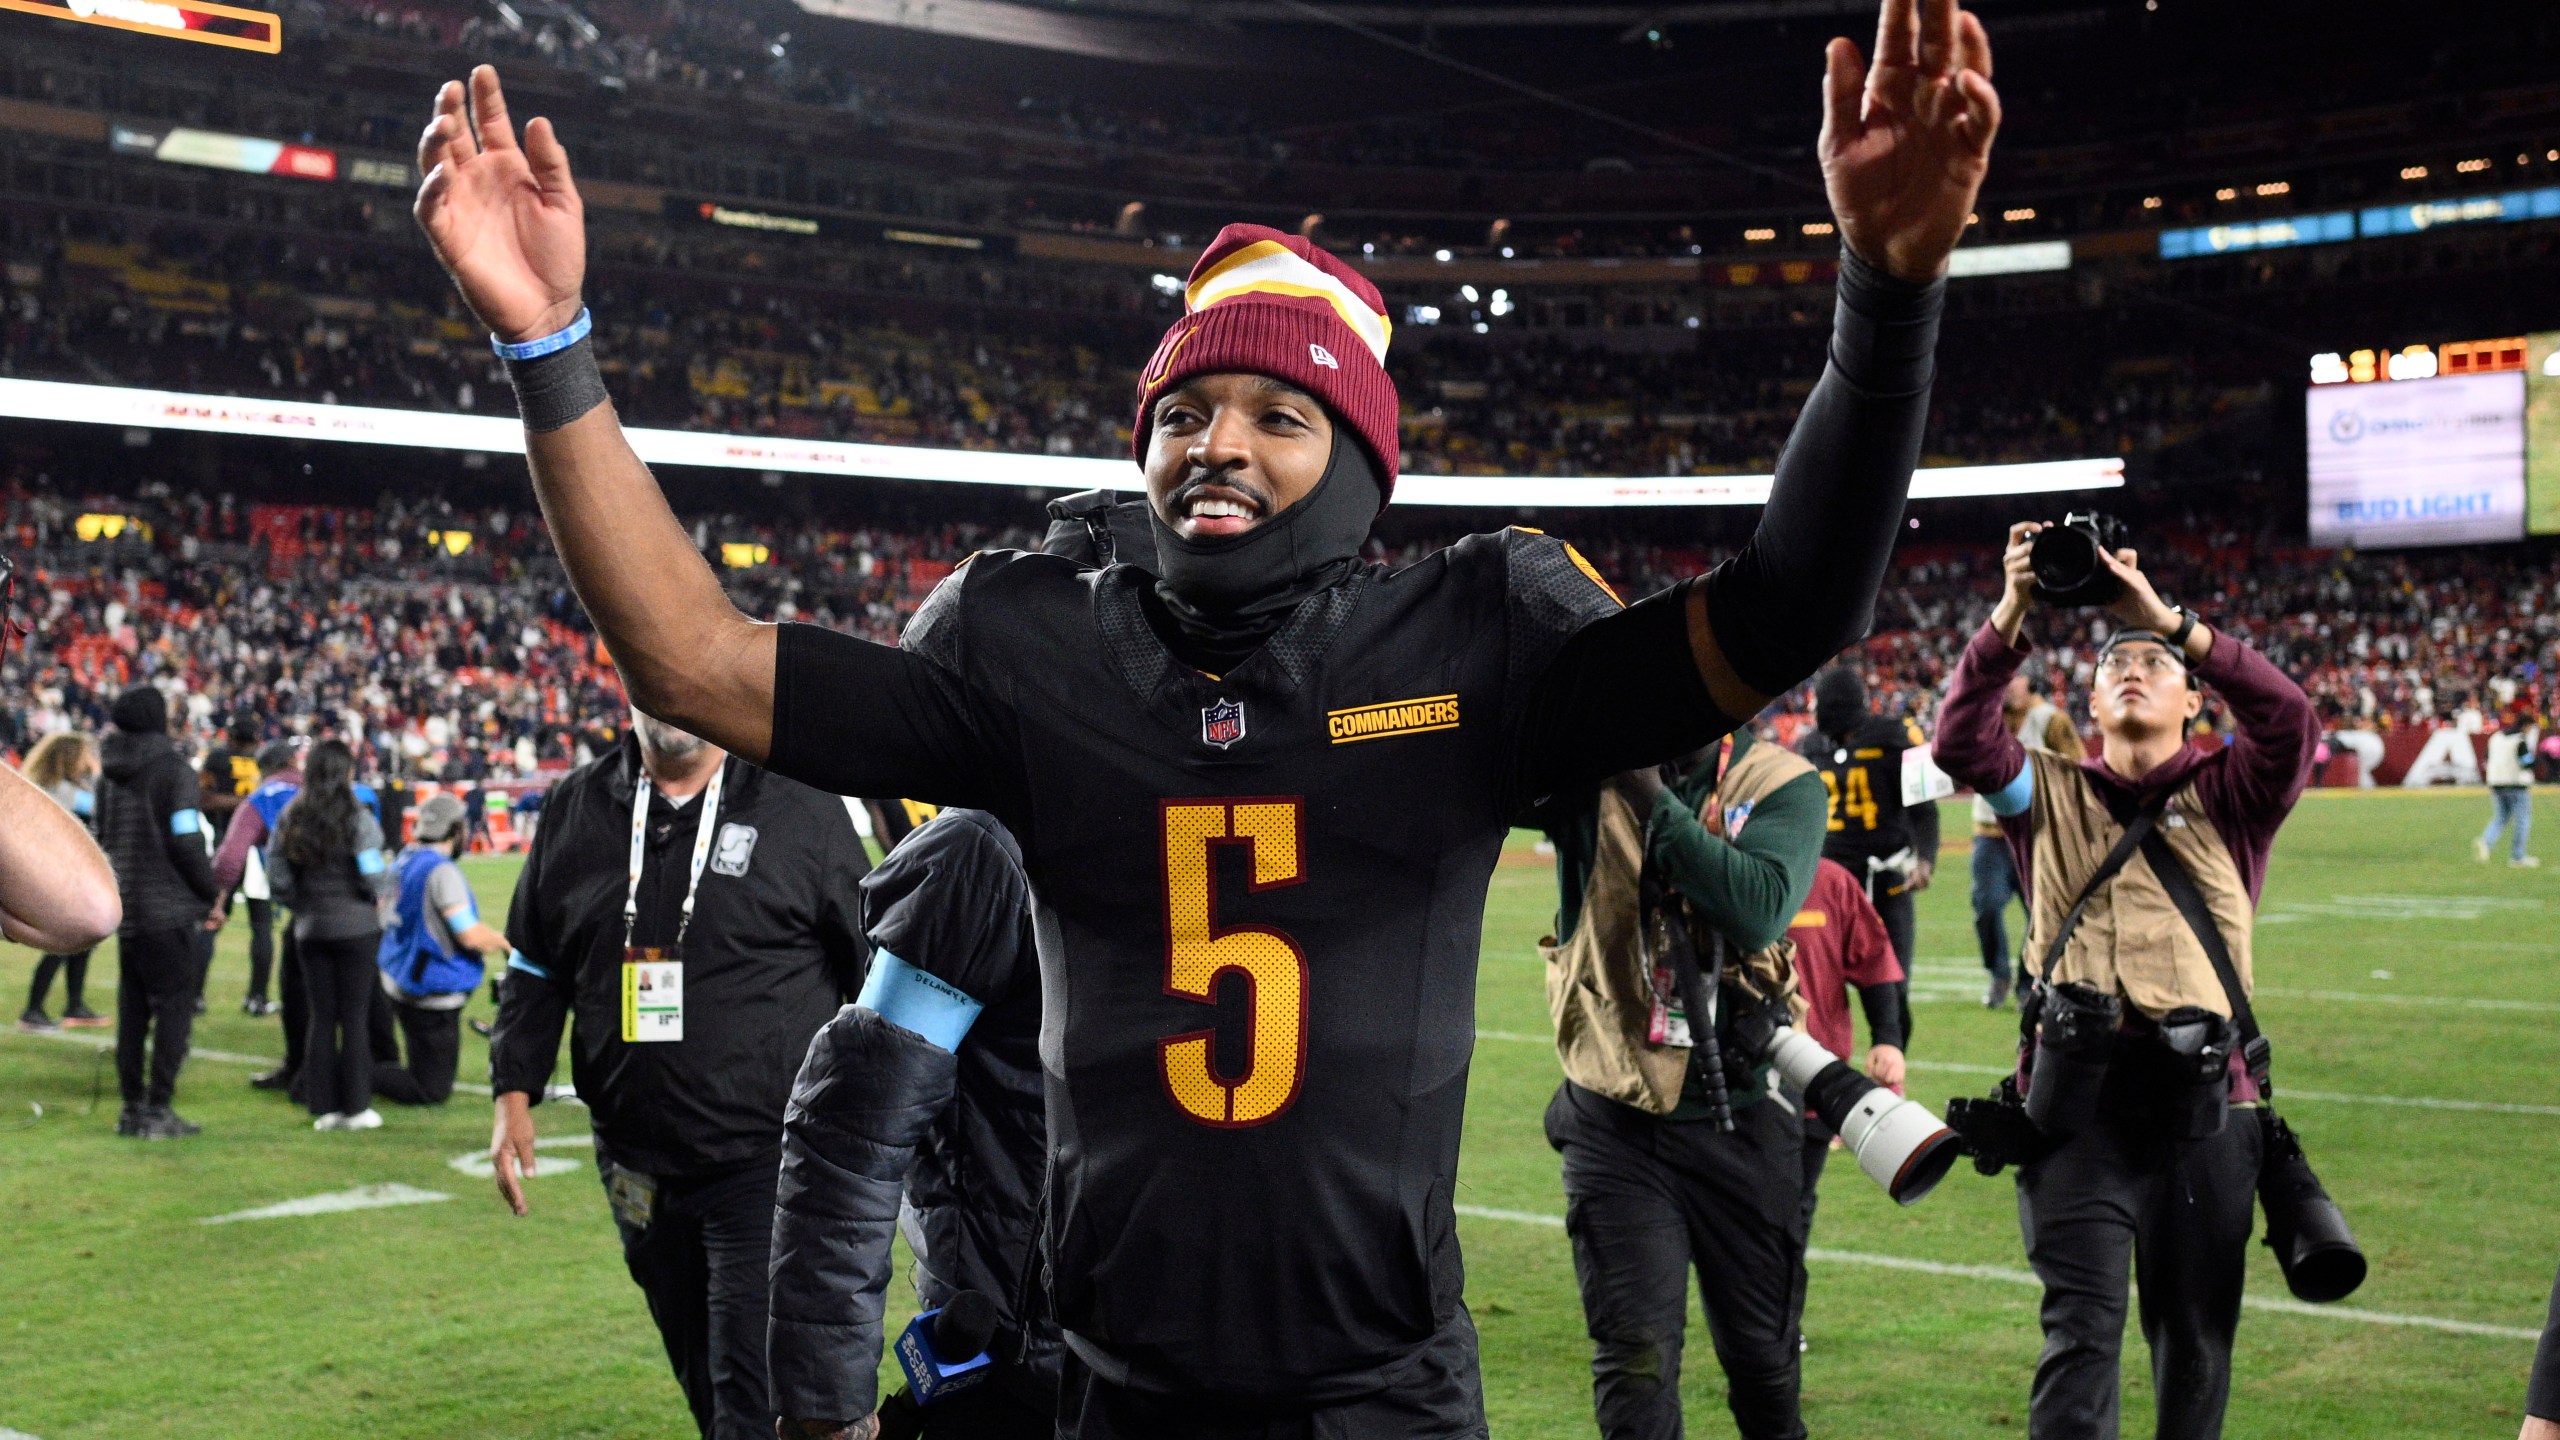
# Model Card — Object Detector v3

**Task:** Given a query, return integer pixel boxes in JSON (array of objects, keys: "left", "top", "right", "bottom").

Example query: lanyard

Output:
[{"left": 623, "top": 759, "right": 726, "bottom": 951}]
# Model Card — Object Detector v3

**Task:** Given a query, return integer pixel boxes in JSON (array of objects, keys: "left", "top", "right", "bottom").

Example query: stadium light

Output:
[{"left": 0, "top": 378, "right": 2123, "bottom": 510}]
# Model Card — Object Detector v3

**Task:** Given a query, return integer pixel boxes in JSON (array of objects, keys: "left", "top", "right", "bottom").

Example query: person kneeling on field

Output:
[
  {"left": 1934, "top": 522, "right": 2319, "bottom": 1440},
  {"left": 1536, "top": 726, "right": 1835, "bottom": 1440},
  {"left": 372, "top": 793, "right": 507, "bottom": 1106}
]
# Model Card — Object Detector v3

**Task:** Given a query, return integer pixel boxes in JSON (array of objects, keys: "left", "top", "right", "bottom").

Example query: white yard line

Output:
[
  {"left": 199, "top": 1182, "right": 453, "bottom": 1225},
  {"left": 1474, "top": 1034, "right": 2560, "bottom": 1117},
  {"left": 1450, "top": 1204, "right": 2540, "bottom": 1341},
  {"left": 1909, "top": 963, "right": 2560, "bottom": 1015}
]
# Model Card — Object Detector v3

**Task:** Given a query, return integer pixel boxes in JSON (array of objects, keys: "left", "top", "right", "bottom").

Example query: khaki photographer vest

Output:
[
  {"left": 2021, "top": 749, "right": 2255, "bottom": 1020},
  {"left": 1543, "top": 741, "right": 1814, "bottom": 1115}
]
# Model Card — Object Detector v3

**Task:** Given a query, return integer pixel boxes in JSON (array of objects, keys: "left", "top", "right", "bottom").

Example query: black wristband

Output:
[
  {"left": 2166, "top": 606, "right": 2199, "bottom": 651},
  {"left": 503, "top": 333, "right": 610, "bottom": 434}
]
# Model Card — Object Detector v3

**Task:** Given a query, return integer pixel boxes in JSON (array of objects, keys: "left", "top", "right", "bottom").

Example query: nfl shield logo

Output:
[{"left": 1201, "top": 698, "right": 1247, "bottom": 750}]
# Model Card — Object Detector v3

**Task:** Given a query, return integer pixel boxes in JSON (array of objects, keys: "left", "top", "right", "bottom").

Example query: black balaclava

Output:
[
  {"left": 1146, "top": 424, "right": 1383, "bottom": 673},
  {"left": 1813, "top": 666, "right": 1868, "bottom": 741}
]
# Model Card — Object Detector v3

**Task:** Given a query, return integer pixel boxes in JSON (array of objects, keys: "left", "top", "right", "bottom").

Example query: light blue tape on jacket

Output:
[
  {"left": 506, "top": 950, "right": 554, "bottom": 980},
  {"left": 857, "top": 951, "right": 983, "bottom": 1053},
  {"left": 357, "top": 848, "right": 387, "bottom": 876},
  {"left": 1984, "top": 763, "right": 2035, "bottom": 818},
  {"left": 169, "top": 808, "right": 203, "bottom": 836},
  {"left": 71, "top": 790, "right": 93, "bottom": 817}
]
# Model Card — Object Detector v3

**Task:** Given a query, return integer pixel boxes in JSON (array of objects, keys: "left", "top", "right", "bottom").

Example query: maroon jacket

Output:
[
  {"left": 1936, "top": 621, "right": 2318, "bottom": 1101},
  {"left": 1935, "top": 621, "right": 2317, "bottom": 909}
]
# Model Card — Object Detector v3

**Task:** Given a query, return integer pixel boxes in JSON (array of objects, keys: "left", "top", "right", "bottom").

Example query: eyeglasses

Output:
[{"left": 2096, "top": 649, "right": 2184, "bottom": 680}]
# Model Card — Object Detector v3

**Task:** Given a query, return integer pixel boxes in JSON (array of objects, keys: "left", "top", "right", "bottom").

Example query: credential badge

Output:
[{"left": 1202, "top": 698, "right": 1247, "bottom": 750}]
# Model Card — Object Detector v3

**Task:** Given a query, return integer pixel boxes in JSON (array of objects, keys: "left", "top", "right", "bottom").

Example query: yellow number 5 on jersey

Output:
[{"left": 1159, "top": 798, "right": 1308, "bottom": 1128}]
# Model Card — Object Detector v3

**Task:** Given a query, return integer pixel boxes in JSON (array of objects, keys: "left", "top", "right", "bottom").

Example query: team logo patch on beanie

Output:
[{"left": 1132, "top": 223, "right": 1405, "bottom": 496}]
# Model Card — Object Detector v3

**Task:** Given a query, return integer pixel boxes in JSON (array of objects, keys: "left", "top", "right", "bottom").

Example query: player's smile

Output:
[{"left": 1170, "top": 474, "right": 1268, "bottom": 539}]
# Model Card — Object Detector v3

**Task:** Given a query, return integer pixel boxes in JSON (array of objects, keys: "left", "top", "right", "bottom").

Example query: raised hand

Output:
[
  {"left": 1819, "top": 0, "right": 2002, "bottom": 283},
  {"left": 414, "top": 66, "right": 586, "bottom": 344}
]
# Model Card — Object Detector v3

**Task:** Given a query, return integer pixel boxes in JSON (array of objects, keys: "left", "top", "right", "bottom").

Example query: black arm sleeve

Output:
[
  {"left": 1858, "top": 980, "right": 1909, "bottom": 1052},
  {"left": 491, "top": 826, "right": 571, "bottom": 1100},
  {"left": 1508, "top": 251, "right": 1943, "bottom": 805},
  {"left": 1701, "top": 249, "right": 1944, "bottom": 697},
  {"left": 767, "top": 622, "right": 1005, "bottom": 810},
  {"left": 1512, "top": 585, "right": 1729, "bottom": 805},
  {"left": 2531, "top": 1263, "right": 2560, "bottom": 1420},
  {"left": 768, "top": 1005, "right": 959, "bottom": 1422}
]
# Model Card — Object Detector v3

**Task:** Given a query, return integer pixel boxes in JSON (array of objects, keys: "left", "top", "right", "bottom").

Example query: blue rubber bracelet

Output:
[{"left": 490, "top": 307, "right": 593, "bottom": 361}]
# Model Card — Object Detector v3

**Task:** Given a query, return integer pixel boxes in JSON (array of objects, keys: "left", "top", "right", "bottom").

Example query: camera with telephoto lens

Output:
[
  {"left": 2029, "top": 511, "right": 2132, "bottom": 607},
  {"left": 2257, "top": 1112, "right": 2367, "bottom": 1302},
  {"left": 2023, "top": 981, "right": 2121, "bottom": 1137},
  {"left": 1763, "top": 1028, "right": 1960, "bottom": 1205}
]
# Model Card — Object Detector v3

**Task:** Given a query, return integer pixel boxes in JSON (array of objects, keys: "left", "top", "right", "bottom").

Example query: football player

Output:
[
  {"left": 411, "top": 2, "right": 2000, "bottom": 1429},
  {"left": 1799, "top": 665, "right": 1939, "bottom": 1035}
]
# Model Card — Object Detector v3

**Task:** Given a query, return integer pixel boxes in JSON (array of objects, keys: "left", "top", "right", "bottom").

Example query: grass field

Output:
[{"left": 1, "top": 789, "right": 2553, "bottom": 1437}]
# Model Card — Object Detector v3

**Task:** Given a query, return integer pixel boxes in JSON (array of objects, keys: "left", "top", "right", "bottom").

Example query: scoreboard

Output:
[{"left": 2306, "top": 334, "right": 2560, "bottom": 548}]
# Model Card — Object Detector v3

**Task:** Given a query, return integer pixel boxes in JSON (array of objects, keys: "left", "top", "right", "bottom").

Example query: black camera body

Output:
[{"left": 2029, "top": 510, "right": 2132, "bottom": 607}]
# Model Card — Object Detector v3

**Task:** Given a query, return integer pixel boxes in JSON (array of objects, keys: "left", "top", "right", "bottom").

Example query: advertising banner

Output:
[{"left": 2306, "top": 371, "right": 2526, "bottom": 547}]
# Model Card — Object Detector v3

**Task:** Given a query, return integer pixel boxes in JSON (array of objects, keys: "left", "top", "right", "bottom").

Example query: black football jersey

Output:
[
  {"left": 1800, "top": 711, "right": 1928, "bottom": 865},
  {"left": 768, "top": 527, "right": 1721, "bottom": 1400}
]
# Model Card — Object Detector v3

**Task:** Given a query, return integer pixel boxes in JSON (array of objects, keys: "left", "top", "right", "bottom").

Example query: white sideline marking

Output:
[
  {"left": 200, "top": 1182, "right": 453, "bottom": 1225},
  {"left": 1452, "top": 1204, "right": 2540, "bottom": 1341},
  {"left": 1473, "top": 1035, "right": 2560, "bottom": 1117},
  {"left": 1911, "top": 963, "right": 2560, "bottom": 1015},
  {"left": 3, "top": 1029, "right": 585, "bottom": 1104},
  {"left": 447, "top": 1134, "right": 594, "bottom": 1179},
  {"left": 2, "top": 1425, "right": 45, "bottom": 1439}
]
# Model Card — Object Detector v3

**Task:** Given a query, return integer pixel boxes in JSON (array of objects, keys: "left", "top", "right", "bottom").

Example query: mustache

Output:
[{"left": 1167, "top": 466, "right": 1269, "bottom": 515}]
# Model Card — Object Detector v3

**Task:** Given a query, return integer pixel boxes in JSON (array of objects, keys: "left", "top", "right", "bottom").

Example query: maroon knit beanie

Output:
[{"left": 1132, "top": 224, "right": 1402, "bottom": 500}]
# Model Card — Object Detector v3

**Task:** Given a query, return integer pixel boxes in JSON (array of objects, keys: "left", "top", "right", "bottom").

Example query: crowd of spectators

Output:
[
  {"left": 1, "top": 219, "right": 2269, "bottom": 480},
  {"left": 3, "top": 460, "right": 2552, "bottom": 796}
]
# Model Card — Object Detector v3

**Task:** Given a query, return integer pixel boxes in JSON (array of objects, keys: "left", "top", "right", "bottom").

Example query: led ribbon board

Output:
[
  {"left": 112, "top": 123, "right": 335, "bottom": 180},
  {"left": 0, "top": 0, "right": 280, "bottom": 52},
  {"left": 0, "top": 378, "right": 2123, "bottom": 508}
]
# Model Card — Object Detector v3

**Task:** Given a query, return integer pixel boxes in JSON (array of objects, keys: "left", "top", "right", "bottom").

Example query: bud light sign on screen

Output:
[{"left": 2306, "top": 371, "right": 2526, "bottom": 548}]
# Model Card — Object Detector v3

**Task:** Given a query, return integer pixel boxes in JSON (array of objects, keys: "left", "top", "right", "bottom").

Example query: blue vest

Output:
[{"left": 376, "top": 846, "right": 483, "bottom": 999}]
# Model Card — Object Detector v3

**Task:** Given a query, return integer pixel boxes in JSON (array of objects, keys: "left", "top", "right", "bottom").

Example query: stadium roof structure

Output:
[{"left": 0, "top": 377, "right": 2123, "bottom": 509}]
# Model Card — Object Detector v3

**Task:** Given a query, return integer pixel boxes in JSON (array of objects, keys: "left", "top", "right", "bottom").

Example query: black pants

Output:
[
  {"left": 1870, "top": 882, "right": 1918, "bottom": 1044},
  {"left": 244, "top": 898, "right": 277, "bottom": 1001},
  {"left": 1057, "top": 1307, "right": 1486, "bottom": 1440},
  {"left": 298, "top": 931, "right": 381, "bottom": 1117},
  {"left": 278, "top": 924, "right": 306, "bottom": 1074},
  {"left": 2017, "top": 1106, "right": 2262, "bottom": 1440},
  {"left": 371, "top": 998, "right": 461, "bottom": 1105},
  {"left": 598, "top": 1148, "right": 779, "bottom": 1440},
  {"left": 114, "top": 927, "right": 198, "bottom": 1108},
  {"left": 29, "top": 948, "right": 91, "bottom": 1014},
  {"left": 1796, "top": 1116, "right": 1833, "bottom": 1240},
  {"left": 1546, "top": 1082, "right": 1807, "bottom": 1440}
]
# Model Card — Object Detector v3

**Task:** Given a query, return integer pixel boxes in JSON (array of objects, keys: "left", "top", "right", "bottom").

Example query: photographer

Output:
[
  {"left": 1969, "top": 664, "right": 2082, "bottom": 1008},
  {"left": 371, "top": 794, "right": 509, "bottom": 1106},
  {"left": 1934, "top": 521, "right": 2318, "bottom": 1440},
  {"left": 1538, "top": 730, "right": 1829, "bottom": 1440}
]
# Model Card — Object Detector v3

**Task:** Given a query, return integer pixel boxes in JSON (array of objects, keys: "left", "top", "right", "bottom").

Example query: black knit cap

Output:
[{"left": 110, "top": 685, "right": 167, "bottom": 734}]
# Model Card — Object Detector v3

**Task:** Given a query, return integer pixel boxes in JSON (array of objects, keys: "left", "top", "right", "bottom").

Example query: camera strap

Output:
[
  {"left": 2035, "top": 792, "right": 2171, "bottom": 982},
  {"left": 2135, "top": 827, "right": 2274, "bottom": 1094}
]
